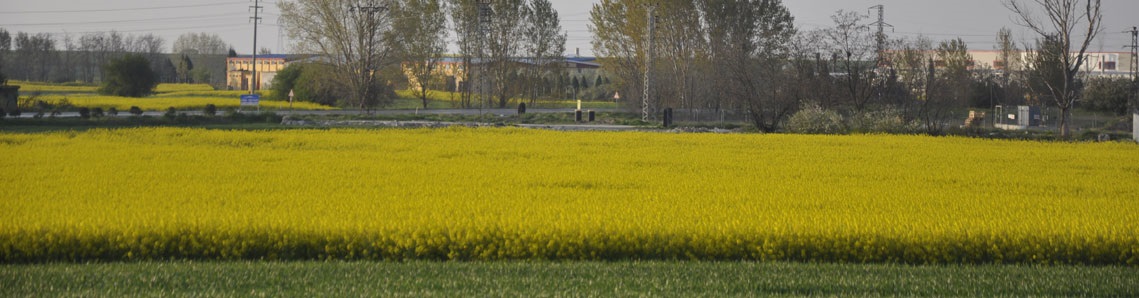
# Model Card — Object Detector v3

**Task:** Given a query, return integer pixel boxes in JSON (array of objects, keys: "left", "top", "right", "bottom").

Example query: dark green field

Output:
[{"left": 2, "top": 261, "right": 1136, "bottom": 297}]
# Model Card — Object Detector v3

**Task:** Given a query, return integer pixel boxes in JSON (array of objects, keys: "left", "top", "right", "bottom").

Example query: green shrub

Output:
[
  {"left": 204, "top": 104, "right": 218, "bottom": 117},
  {"left": 129, "top": 106, "right": 143, "bottom": 116},
  {"left": 164, "top": 107, "right": 177, "bottom": 119},
  {"left": 107, "top": 107, "right": 119, "bottom": 117},
  {"left": 91, "top": 108, "right": 105, "bottom": 118},
  {"left": 78, "top": 107, "right": 91, "bottom": 119},
  {"left": 99, "top": 54, "right": 158, "bottom": 97}
]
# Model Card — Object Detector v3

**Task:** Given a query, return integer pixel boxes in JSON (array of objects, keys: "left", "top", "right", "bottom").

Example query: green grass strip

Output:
[{"left": 2, "top": 261, "right": 1136, "bottom": 297}]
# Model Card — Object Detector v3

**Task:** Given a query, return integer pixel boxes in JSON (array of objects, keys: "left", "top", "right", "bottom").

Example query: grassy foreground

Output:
[{"left": 2, "top": 261, "right": 1136, "bottom": 297}]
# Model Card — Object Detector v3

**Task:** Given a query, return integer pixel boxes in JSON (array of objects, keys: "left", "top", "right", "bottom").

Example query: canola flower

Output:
[
  {"left": 13, "top": 81, "right": 214, "bottom": 94},
  {"left": 26, "top": 94, "right": 332, "bottom": 111},
  {"left": 0, "top": 128, "right": 1136, "bottom": 264},
  {"left": 12, "top": 81, "right": 325, "bottom": 111}
]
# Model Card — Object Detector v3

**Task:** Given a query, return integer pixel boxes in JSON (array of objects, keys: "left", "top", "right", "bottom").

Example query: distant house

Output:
[{"left": 226, "top": 54, "right": 291, "bottom": 91}]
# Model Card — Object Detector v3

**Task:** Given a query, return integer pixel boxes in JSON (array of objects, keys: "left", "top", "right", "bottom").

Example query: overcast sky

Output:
[{"left": 2, "top": 0, "right": 1137, "bottom": 56}]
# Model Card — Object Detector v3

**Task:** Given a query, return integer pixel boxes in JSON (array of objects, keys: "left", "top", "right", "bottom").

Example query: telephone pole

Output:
[
  {"left": 1126, "top": 26, "right": 1139, "bottom": 122},
  {"left": 249, "top": 0, "right": 262, "bottom": 94},
  {"left": 868, "top": 5, "right": 893, "bottom": 67},
  {"left": 642, "top": 5, "right": 657, "bottom": 122},
  {"left": 1125, "top": 27, "right": 1138, "bottom": 82}
]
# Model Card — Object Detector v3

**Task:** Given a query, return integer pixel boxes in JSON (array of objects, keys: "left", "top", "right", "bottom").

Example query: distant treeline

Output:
[{"left": 0, "top": 29, "right": 229, "bottom": 89}]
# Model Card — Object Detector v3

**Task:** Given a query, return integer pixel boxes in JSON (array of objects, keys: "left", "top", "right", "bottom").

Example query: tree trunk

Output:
[{"left": 1060, "top": 105, "right": 1072, "bottom": 138}]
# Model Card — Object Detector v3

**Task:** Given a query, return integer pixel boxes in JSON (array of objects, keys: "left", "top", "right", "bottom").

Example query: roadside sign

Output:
[{"left": 240, "top": 94, "right": 261, "bottom": 107}]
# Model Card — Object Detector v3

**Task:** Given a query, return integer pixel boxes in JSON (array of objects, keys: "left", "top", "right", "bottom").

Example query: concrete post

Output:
[{"left": 1133, "top": 111, "right": 1138, "bottom": 142}]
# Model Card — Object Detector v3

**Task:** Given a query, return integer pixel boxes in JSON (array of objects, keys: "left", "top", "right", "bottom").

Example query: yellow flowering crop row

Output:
[
  {"left": 27, "top": 94, "right": 332, "bottom": 111},
  {"left": 1, "top": 128, "right": 1136, "bottom": 264},
  {"left": 14, "top": 82, "right": 214, "bottom": 94}
]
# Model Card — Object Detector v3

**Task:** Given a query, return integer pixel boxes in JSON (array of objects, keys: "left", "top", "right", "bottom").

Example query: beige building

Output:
[
  {"left": 226, "top": 54, "right": 290, "bottom": 91},
  {"left": 950, "top": 50, "right": 1135, "bottom": 77}
]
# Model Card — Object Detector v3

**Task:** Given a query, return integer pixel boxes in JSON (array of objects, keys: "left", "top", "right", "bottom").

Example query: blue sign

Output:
[{"left": 240, "top": 94, "right": 261, "bottom": 106}]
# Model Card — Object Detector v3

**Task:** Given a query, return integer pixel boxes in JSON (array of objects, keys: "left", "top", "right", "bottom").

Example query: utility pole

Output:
[
  {"left": 249, "top": 0, "right": 264, "bottom": 94},
  {"left": 249, "top": 0, "right": 262, "bottom": 95},
  {"left": 1127, "top": 26, "right": 1139, "bottom": 133},
  {"left": 643, "top": 5, "right": 657, "bottom": 122},
  {"left": 1125, "top": 27, "right": 1138, "bottom": 82},
  {"left": 868, "top": 5, "right": 893, "bottom": 67}
]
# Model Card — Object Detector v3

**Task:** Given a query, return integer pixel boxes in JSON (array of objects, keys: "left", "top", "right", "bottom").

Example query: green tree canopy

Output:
[
  {"left": 99, "top": 54, "right": 158, "bottom": 98},
  {"left": 270, "top": 63, "right": 305, "bottom": 101}
]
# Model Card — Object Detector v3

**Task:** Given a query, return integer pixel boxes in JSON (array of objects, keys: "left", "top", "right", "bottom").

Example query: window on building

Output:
[{"left": 1102, "top": 61, "right": 1116, "bottom": 70}]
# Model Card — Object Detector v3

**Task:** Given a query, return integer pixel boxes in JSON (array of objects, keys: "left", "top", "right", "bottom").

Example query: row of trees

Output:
[
  {"left": 590, "top": 0, "right": 1119, "bottom": 136},
  {"left": 279, "top": 0, "right": 570, "bottom": 110},
  {"left": 0, "top": 28, "right": 167, "bottom": 84},
  {"left": 0, "top": 28, "right": 234, "bottom": 88}
]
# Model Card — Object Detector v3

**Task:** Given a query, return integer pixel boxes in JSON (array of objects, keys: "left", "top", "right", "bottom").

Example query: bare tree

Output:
[
  {"left": 448, "top": 0, "right": 480, "bottom": 108},
  {"left": 658, "top": 0, "right": 704, "bottom": 116},
  {"left": 392, "top": 0, "right": 449, "bottom": 109},
  {"left": 14, "top": 33, "right": 56, "bottom": 82},
  {"left": 521, "top": 0, "right": 567, "bottom": 104},
  {"left": 700, "top": 0, "right": 796, "bottom": 132},
  {"left": 281, "top": 0, "right": 397, "bottom": 111},
  {"left": 590, "top": 0, "right": 648, "bottom": 113},
  {"left": 173, "top": 33, "right": 231, "bottom": 55},
  {"left": 823, "top": 10, "right": 878, "bottom": 112},
  {"left": 485, "top": 0, "right": 529, "bottom": 108},
  {"left": 1004, "top": 0, "right": 1102, "bottom": 138}
]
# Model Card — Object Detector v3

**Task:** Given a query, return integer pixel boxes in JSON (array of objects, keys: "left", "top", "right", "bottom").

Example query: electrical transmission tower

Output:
[
  {"left": 277, "top": 16, "right": 285, "bottom": 54},
  {"left": 249, "top": 0, "right": 263, "bottom": 94},
  {"left": 642, "top": 5, "right": 657, "bottom": 122},
  {"left": 868, "top": 5, "right": 893, "bottom": 67}
]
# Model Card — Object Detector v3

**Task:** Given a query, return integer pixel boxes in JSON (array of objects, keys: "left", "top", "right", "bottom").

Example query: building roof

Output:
[{"left": 227, "top": 54, "right": 292, "bottom": 60}]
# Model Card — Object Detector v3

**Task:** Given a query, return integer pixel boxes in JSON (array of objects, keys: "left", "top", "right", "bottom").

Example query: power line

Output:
[
  {"left": 26, "top": 23, "right": 249, "bottom": 36},
  {"left": 1, "top": 13, "right": 248, "bottom": 27},
  {"left": 0, "top": 1, "right": 246, "bottom": 14}
]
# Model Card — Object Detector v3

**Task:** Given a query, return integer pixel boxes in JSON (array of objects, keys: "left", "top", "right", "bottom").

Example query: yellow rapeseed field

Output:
[
  {"left": 1, "top": 128, "right": 1136, "bottom": 264},
  {"left": 13, "top": 81, "right": 331, "bottom": 111}
]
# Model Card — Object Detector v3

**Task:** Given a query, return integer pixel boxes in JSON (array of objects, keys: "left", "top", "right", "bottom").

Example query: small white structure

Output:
[{"left": 1133, "top": 111, "right": 1138, "bottom": 142}]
